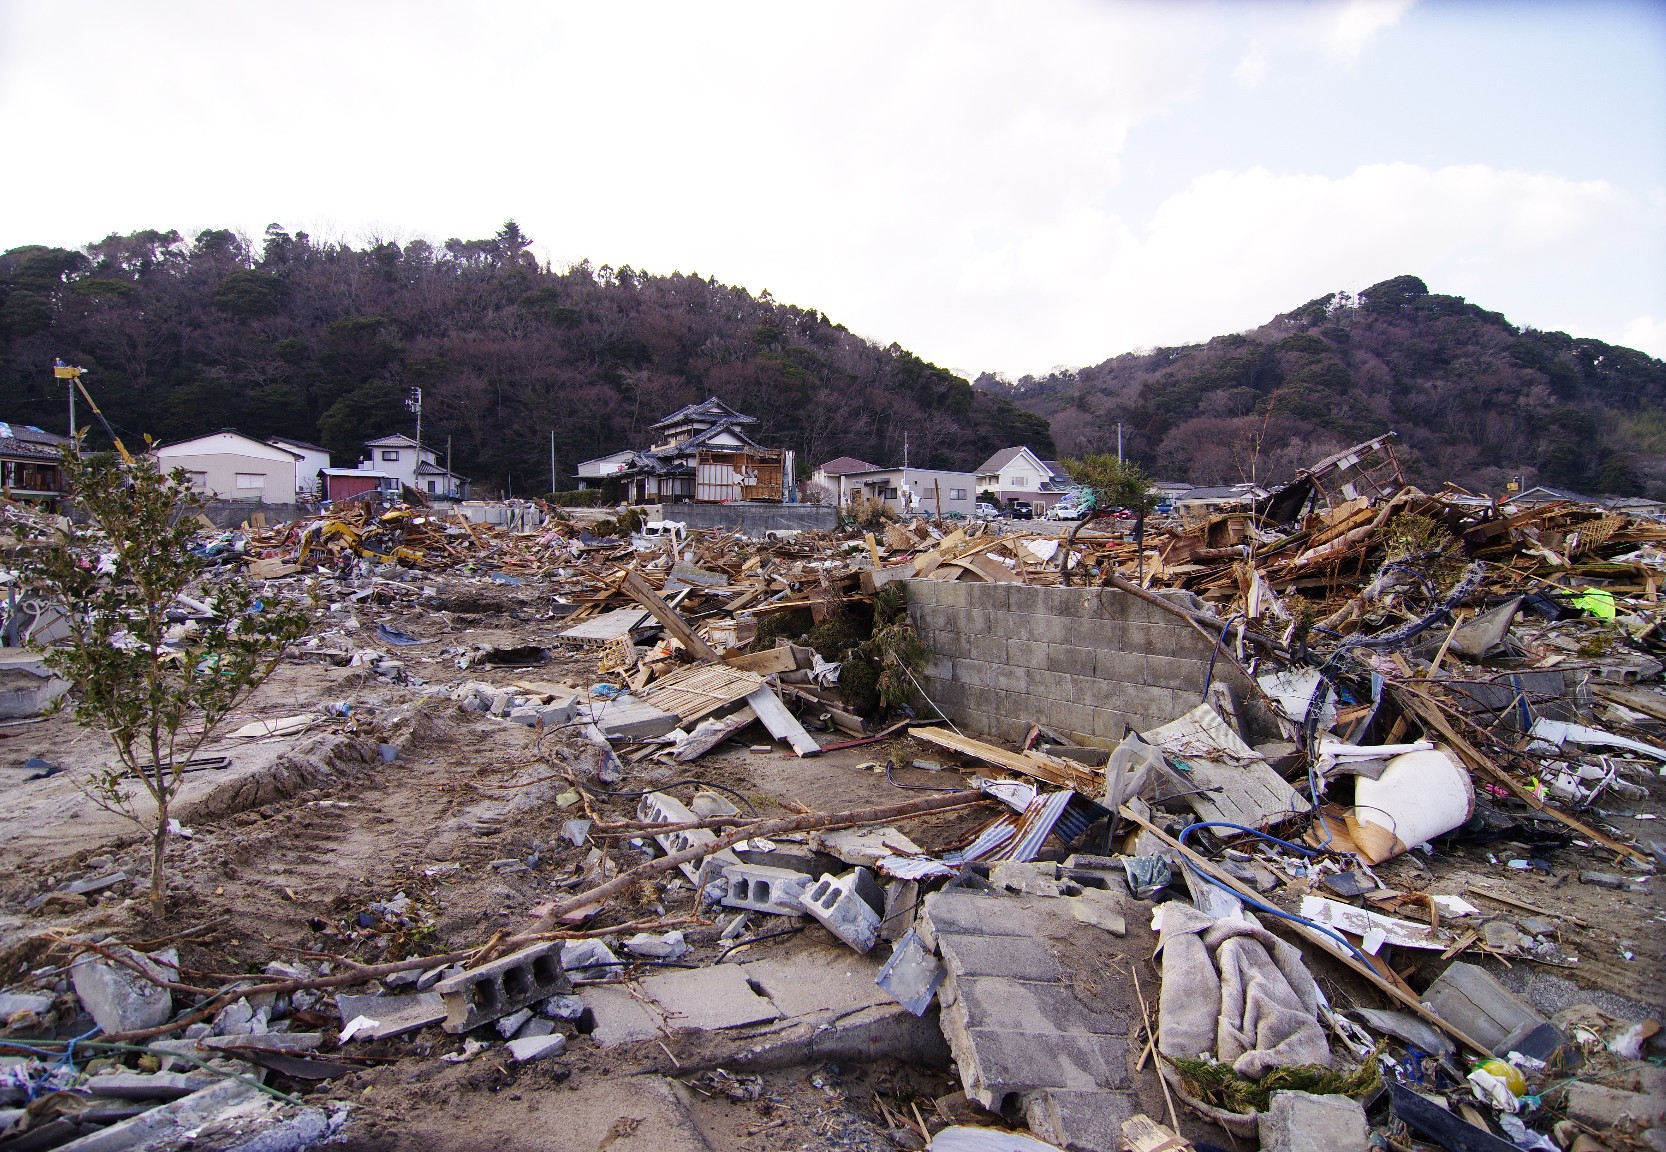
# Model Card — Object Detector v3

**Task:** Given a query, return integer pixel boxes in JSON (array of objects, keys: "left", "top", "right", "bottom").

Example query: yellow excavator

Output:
[{"left": 53, "top": 359, "right": 134, "bottom": 465}]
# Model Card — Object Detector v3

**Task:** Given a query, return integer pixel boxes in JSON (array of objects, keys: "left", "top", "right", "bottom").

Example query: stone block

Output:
[
  {"left": 963, "top": 633, "right": 1009, "bottom": 665},
  {"left": 506, "top": 1033, "right": 567, "bottom": 1062},
  {"left": 919, "top": 580, "right": 970, "bottom": 609},
  {"left": 1259, "top": 1091, "right": 1368, "bottom": 1152},
  {"left": 592, "top": 698, "right": 680, "bottom": 742},
  {"left": 960, "top": 608, "right": 992, "bottom": 637},
  {"left": 71, "top": 948, "right": 177, "bottom": 1035},
  {"left": 935, "top": 932, "right": 1063, "bottom": 982},
  {"left": 953, "top": 657, "right": 996, "bottom": 690},
  {"left": 799, "top": 869, "right": 883, "bottom": 954},
  {"left": 945, "top": 1027, "right": 1127, "bottom": 1109},
  {"left": 721, "top": 862, "right": 813, "bottom": 916},
  {"left": 1025, "top": 1088, "right": 1140, "bottom": 1152},
  {"left": 580, "top": 985, "right": 664, "bottom": 1046},
  {"left": 917, "top": 890, "right": 1031, "bottom": 951},
  {"left": 944, "top": 975, "right": 1129, "bottom": 1037},
  {"left": 435, "top": 941, "right": 569, "bottom": 1033},
  {"left": 0, "top": 992, "right": 53, "bottom": 1018},
  {"left": 336, "top": 991, "right": 446, "bottom": 1039}
]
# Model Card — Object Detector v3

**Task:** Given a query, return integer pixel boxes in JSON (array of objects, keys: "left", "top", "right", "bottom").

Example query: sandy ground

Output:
[{"left": 1, "top": 568, "right": 1661, "bottom": 1150}]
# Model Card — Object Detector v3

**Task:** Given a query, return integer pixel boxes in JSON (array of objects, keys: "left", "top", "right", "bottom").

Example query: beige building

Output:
[{"left": 154, "top": 431, "right": 299, "bottom": 505}]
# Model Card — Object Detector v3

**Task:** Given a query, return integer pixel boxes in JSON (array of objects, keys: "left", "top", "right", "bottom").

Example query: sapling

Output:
[{"left": 12, "top": 451, "right": 310, "bottom": 908}]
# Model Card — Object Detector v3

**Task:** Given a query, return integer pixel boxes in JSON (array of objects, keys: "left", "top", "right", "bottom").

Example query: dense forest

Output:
[
  {"left": 984, "top": 275, "right": 1666, "bottom": 498},
  {"left": 0, "top": 223, "right": 1053, "bottom": 495}
]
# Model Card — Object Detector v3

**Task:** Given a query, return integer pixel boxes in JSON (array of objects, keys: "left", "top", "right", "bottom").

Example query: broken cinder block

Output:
[
  {"left": 434, "top": 941, "right": 570, "bottom": 1033},
  {"left": 721, "top": 862, "right": 813, "bottom": 916},
  {"left": 798, "top": 868, "right": 883, "bottom": 954}
]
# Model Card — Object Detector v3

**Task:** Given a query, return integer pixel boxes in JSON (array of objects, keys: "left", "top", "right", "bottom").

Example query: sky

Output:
[{"left": 1, "top": 0, "right": 1663, "bottom": 377}]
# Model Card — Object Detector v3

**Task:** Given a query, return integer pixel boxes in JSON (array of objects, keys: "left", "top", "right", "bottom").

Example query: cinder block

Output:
[
  {"left": 926, "top": 629, "right": 966, "bottom": 661},
  {"left": 799, "top": 869, "right": 883, "bottom": 954},
  {"left": 435, "top": 942, "right": 569, "bottom": 1033},
  {"left": 639, "top": 791, "right": 741, "bottom": 882},
  {"left": 965, "top": 583, "right": 1011, "bottom": 612},
  {"left": 1047, "top": 644, "right": 1099, "bottom": 678},
  {"left": 961, "top": 608, "right": 992, "bottom": 636},
  {"left": 1006, "top": 637, "right": 1047, "bottom": 669},
  {"left": 923, "top": 655, "right": 954, "bottom": 680},
  {"left": 925, "top": 580, "right": 972, "bottom": 609},
  {"left": 953, "top": 657, "right": 995, "bottom": 690},
  {"left": 989, "top": 662, "right": 1033, "bottom": 696},
  {"left": 721, "top": 862, "right": 813, "bottom": 916},
  {"left": 1145, "top": 654, "right": 1203, "bottom": 693}
]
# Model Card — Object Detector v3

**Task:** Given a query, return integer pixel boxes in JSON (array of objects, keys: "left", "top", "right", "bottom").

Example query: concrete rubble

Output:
[{"left": 3, "top": 444, "right": 1665, "bottom": 1150}]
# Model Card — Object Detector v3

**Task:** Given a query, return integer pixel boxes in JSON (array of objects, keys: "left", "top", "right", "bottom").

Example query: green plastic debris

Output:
[{"left": 1570, "top": 587, "right": 1616, "bottom": 620}]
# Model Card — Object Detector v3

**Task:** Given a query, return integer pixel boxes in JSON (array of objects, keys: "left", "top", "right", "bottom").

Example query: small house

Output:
[
  {"left": 617, "top": 398, "right": 793, "bottom": 504},
  {"left": 266, "top": 436, "right": 331, "bottom": 500},
  {"left": 358, "top": 433, "right": 468, "bottom": 499},
  {"left": 836, "top": 466, "right": 977, "bottom": 518},
  {"left": 154, "top": 431, "right": 299, "bottom": 505},
  {"left": 0, "top": 422, "right": 69, "bottom": 504},
  {"left": 974, "top": 446, "right": 1066, "bottom": 512}
]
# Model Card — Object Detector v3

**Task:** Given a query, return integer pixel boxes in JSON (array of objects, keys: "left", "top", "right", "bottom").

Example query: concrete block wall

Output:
[
  {"left": 904, "top": 580, "right": 1261, "bottom": 748},
  {"left": 651, "top": 502, "right": 837, "bottom": 534}
]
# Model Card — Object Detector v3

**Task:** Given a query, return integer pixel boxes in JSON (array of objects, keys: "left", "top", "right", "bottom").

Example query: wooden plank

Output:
[
  {"left": 643, "top": 663, "right": 766, "bottom": 724},
  {"left": 744, "top": 685, "right": 821, "bottom": 756},
  {"left": 618, "top": 565, "right": 722, "bottom": 662},
  {"left": 1120, "top": 1115, "right": 1193, "bottom": 1151},
  {"left": 1118, "top": 804, "right": 1495, "bottom": 1059},
  {"left": 724, "top": 645, "right": 799, "bottom": 675},
  {"left": 908, "top": 726, "right": 1099, "bottom": 793}
]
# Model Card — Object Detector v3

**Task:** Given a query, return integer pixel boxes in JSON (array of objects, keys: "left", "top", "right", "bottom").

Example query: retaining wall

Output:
[
  {"left": 650, "top": 502, "right": 837, "bottom": 534},
  {"left": 904, "top": 579, "right": 1266, "bottom": 748}
]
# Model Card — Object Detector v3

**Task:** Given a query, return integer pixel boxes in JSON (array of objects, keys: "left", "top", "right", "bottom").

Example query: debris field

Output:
[{"left": 1, "top": 452, "right": 1664, "bottom": 1152}]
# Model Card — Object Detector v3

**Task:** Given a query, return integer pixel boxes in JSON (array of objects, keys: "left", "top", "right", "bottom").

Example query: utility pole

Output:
[
  {"left": 54, "top": 359, "right": 77, "bottom": 450},
  {"left": 405, "top": 386, "right": 423, "bottom": 476},
  {"left": 550, "top": 430, "right": 556, "bottom": 496},
  {"left": 446, "top": 435, "right": 453, "bottom": 499},
  {"left": 1117, "top": 422, "right": 1123, "bottom": 463}
]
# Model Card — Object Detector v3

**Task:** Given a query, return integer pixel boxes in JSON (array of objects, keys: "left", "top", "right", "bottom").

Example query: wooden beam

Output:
[{"left": 617, "top": 565, "right": 721, "bottom": 662}]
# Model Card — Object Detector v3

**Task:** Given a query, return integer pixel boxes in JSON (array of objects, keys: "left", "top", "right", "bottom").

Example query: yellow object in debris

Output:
[
  {"left": 1474, "top": 1058, "right": 1526, "bottom": 1097},
  {"left": 1570, "top": 587, "right": 1616, "bottom": 620}
]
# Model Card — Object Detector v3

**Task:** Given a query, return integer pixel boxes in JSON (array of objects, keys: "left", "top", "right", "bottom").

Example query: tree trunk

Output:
[
  {"left": 1059, "top": 512, "right": 1107, "bottom": 586},
  {"left": 149, "top": 799, "right": 169, "bottom": 910}
]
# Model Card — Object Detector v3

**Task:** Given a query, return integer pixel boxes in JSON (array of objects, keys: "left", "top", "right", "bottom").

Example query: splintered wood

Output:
[{"left": 642, "top": 664, "right": 766, "bottom": 725}]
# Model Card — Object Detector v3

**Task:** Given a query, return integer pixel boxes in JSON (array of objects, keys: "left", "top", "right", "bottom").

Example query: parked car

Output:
[
  {"left": 1008, "top": 501, "right": 1034, "bottom": 520},
  {"left": 974, "top": 502, "right": 999, "bottom": 520},
  {"left": 1046, "top": 499, "right": 1090, "bottom": 521}
]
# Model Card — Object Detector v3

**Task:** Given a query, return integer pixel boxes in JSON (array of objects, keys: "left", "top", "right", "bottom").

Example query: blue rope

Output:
[{"left": 1177, "top": 821, "right": 1376, "bottom": 968}]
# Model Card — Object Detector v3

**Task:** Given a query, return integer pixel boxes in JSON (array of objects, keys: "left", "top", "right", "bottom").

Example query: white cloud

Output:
[
  {"left": 1615, "top": 316, "right": 1666, "bottom": 360},
  {"left": 931, "top": 162, "right": 1661, "bottom": 374},
  {"left": 1233, "top": 44, "right": 1268, "bottom": 89},
  {"left": 1327, "top": 0, "right": 1417, "bottom": 63}
]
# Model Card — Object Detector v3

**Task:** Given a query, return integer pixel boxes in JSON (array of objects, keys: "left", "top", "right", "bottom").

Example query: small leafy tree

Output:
[
  {"left": 1059, "top": 454, "right": 1158, "bottom": 585},
  {"left": 12, "top": 451, "right": 310, "bottom": 908}
]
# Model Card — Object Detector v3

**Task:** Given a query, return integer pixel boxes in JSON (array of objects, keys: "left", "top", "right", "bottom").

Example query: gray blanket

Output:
[{"left": 1157, "top": 902, "right": 1331, "bottom": 1079}]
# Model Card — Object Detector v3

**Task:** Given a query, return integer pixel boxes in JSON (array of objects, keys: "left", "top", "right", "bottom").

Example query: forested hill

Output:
[
  {"left": 0, "top": 223, "right": 1052, "bottom": 494},
  {"left": 984, "top": 275, "right": 1666, "bottom": 499}
]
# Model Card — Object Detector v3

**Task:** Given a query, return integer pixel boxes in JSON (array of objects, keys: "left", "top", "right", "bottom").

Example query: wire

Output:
[
  {"left": 716, "top": 925, "right": 805, "bottom": 963},
  {"left": 1176, "top": 821, "right": 1376, "bottom": 968}
]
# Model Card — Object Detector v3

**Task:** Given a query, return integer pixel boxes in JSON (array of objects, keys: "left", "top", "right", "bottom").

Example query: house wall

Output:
[
  {"left": 655, "top": 502, "right": 837, "bottom": 534},
  {"left": 275, "top": 447, "right": 331, "bottom": 497},
  {"left": 905, "top": 580, "right": 1267, "bottom": 748},
  {"left": 325, "top": 473, "right": 382, "bottom": 501},
  {"left": 843, "top": 469, "right": 976, "bottom": 517},
  {"left": 157, "top": 446, "right": 296, "bottom": 505}
]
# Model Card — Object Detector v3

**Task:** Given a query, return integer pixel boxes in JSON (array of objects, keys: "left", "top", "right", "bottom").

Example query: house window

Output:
[
  {"left": 949, "top": 488, "right": 967, "bottom": 500},
  {"left": 381, "top": 450, "right": 400, "bottom": 461},
  {"left": 883, "top": 487, "right": 899, "bottom": 499},
  {"left": 1010, "top": 476, "right": 1027, "bottom": 487},
  {"left": 234, "top": 473, "right": 264, "bottom": 490},
  {"left": 427, "top": 480, "right": 437, "bottom": 493},
  {"left": 186, "top": 471, "right": 208, "bottom": 491}
]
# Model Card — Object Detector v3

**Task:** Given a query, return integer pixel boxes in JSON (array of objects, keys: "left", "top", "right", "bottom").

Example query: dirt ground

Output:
[{"left": 1, "top": 569, "right": 1662, "bottom": 1150}]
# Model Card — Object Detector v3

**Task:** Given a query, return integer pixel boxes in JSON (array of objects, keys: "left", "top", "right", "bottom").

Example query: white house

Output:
[
  {"left": 974, "top": 446, "right": 1068, "bottom": 511},
  {"left": 155, "top": 431, "right": 299, "bottom": 505},
  {"left": 359, "top": 433, "right": 468, "bottom": 499},
  {"left": 574, "top": 449, "right": 634, "bottom": 489},
  {"left": 266, "top": 436, "right": 331, "bottom": 499},
  {"left": 836, "top": 466, "right": 977, "bottom": 518}
]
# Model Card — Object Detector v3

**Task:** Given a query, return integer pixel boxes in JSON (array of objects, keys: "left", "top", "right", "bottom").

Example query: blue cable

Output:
[{"left": 1177, "top": 821, "right": 1376, "bottom": 968}]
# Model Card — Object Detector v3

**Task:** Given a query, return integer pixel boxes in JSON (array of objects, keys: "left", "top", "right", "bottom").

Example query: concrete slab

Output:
[
  {"left": 336, "top": 991, "right": 446, "bottom": 1039},
  {"left": 581, "top": 985, "right": 666, "bottom": 1047},
  {"left": 944, "top": 976, "right": 1127, "bottom": 1037},
  {"left": 640, "top": 965, "right": 782, "bottom": 1032},
  {"left": 1024, "top": 1088, "right": 1141, "bottom": 1152},
  {"left": 739, "top": 947, "right": 890, "bottom": 1018},
  {"left": 951, "top": 1028, "right": 1128, "bottom": 1108},
  {"left": 915, "top": 890, "right": 1033, "bottom": 950}
]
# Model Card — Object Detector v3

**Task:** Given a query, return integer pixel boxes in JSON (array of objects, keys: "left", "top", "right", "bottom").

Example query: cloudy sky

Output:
[{"left": 2, "top": 1, "right": 1663, "bottom": 375}]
